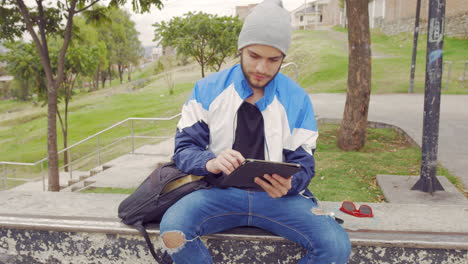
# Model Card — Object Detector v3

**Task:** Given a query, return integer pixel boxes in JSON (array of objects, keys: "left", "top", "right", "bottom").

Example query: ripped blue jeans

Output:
[{"left": 160, "top": 187, "right": 351, "bottom": 264}]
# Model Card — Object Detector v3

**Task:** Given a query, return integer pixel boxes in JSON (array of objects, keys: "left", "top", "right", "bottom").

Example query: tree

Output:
[
  {"left": 98, "top": 7, "right": 142, "bottom": 84},
  {"left": 154, "top": 12, "right": 242, "bottom": 77},
  {"left": 73, "top": 16, "right": 108, "bottom": 91},
  {"left": 0, "top": 0, "right": 163, "bottom": 191},
  {"left": 337, "top": 0, "right": 372, "bottom": 151},
  {"left": 209, "top": 16, "right": 243, "bottom": 72},
  {"left": 1, "top": 41, "right": 47, "bottom": 101},
  {"left": 55, "top": 43, "right": 100, "bottom": 171}
]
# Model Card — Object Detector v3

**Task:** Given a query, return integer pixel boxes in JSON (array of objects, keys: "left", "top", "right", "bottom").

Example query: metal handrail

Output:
[
  {"left": 281, "top": 62, "right": 299, "bottom": 81},
  {"left": 56, "top": 114, "right": 181, "bottom": 156},
  {"left": 1, "top": 114, "right": 181, "bottom": 191}
]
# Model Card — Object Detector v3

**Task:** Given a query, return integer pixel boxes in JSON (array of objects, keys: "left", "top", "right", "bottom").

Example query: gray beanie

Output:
[{"left": 238, "top": 0, "right": 292, "bottom": 55}]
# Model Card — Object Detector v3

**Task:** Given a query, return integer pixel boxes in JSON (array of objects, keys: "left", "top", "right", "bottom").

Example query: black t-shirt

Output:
[{"left": 232, "top": 101, "right": 265, "bottom": 160}]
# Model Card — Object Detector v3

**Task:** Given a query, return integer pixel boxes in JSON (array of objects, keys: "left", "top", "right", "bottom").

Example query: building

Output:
[
  {"left": 0, "top": 44, "right": 7, "bottom": 69},
  {"left": 289, "top": 0, "right": 467, "bottom": 38},
  {"left": 374, "top": 0, "right": 468, "bottom": 38},
  {"left": 291, "top": 0, "right": 331, "bottom": 29},
  {"left": 236, "top": 0, "right": 467, "bottom": 38},
  {"left": 235, "top": 4, "right": 258, "bottom": 21}
]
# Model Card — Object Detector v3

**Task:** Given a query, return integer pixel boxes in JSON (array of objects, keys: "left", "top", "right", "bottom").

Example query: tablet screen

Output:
[{"left": 220, "top": 159, "right": 301, "bottom": 189}]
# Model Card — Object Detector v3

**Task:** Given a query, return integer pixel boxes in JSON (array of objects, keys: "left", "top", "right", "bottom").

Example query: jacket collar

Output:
[{"left": 233, "top": 64, "right": 277, "bottom": 112}]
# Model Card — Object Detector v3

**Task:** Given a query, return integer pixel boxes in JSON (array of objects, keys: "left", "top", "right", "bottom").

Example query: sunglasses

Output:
[{"left": 339, "top": 201, "right": 374, "bottom": 218}]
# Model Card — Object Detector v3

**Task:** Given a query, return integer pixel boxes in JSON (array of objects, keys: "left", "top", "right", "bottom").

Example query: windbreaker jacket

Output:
[{"left": 173, "top": 64, "right": 318, "bottom": 195}]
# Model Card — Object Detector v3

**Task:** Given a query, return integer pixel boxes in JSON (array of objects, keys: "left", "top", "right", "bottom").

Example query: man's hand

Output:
[
  {"left": 255, "top": 174, "right": 292, "bottom": 198},
  {"left": 206, "top": 149, "right": 245, "bottom": 175}
]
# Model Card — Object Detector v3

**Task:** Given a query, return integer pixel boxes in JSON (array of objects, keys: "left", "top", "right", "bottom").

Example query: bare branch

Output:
[
  {"left": 76, "top": 0, "right": 101, "bottom": 13},
  {"left": 35, "top": 0, "right": 50, "bottom": 63},
  {"left": 15, "top": 0, "right": 55, "bottom": 82},
  {"left": 55, "top": 0, "right": 78, "bottom": 88}
]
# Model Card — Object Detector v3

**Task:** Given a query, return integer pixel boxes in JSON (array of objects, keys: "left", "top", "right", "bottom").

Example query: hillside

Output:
[{"left": 1, "top": 28, "right": 467, "bottom": 165}]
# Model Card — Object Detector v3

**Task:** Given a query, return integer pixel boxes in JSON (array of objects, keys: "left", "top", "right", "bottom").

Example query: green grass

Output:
[
  {"left": 309, "top": 124, "right": 463, "bottom": 202},
  {"left": 0, "top": 80, "right": 193, "bottom": 164},
  {"left": 287, "top": 27, "right": 468, "bottom": 94},
  {"left": 81, "top": 187, "right": 136, "bottom": 194},
  {"left": 81, "top": 123, "right": 464, "bottom": 202}
]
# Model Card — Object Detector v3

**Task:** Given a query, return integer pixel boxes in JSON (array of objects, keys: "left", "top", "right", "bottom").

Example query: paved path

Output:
[{"left": 310, "top": 93, "right": 468, "bottom": 191}]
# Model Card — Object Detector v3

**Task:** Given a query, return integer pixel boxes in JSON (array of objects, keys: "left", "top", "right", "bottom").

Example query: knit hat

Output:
[{"left": 238, "top": 0, "right": 292, "bottom": 55}]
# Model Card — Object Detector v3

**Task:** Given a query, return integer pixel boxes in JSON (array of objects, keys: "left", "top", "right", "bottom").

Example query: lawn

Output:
[
  {"left": 82, "top": 123, "right": 463, "bottom": 202},
  {"left": 286, "top": 27, "right": 468, "bottom": 94},
  {"left": 1, "top": 28, "right": 466, "bottom": 196}
]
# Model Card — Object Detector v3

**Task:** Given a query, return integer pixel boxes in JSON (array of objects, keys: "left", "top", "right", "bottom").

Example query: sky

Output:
[{"left": 126, "top": 0, "right": 307, "bottom": 46}]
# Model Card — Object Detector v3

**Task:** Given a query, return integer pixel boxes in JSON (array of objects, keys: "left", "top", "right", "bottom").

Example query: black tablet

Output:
[{"left": 220, "top": 159, "right": 301, "bottom": 189}]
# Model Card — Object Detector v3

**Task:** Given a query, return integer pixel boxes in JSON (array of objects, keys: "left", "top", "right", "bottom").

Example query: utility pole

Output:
[
  {"left": 304, "top": 0, "right": 307, "bottom": 30},
  {"left": 411, "top": 0, "right": 446, "bottom": 194},
  {"left": 409, "top": 0, "right": 422, "bottom": 93}
]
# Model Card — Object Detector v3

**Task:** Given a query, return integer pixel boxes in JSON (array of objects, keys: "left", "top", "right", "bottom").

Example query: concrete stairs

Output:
[
  {"left": 65, "top": 138, "right": 174, "bottom": 192},
  {"left": 9, "top": 138, "right": 175, "bottom": 193}
]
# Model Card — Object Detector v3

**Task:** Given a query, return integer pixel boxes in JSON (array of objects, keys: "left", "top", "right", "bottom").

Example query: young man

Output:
[{"left": 159, "top": 0, "right": 351, "bottom": 263}]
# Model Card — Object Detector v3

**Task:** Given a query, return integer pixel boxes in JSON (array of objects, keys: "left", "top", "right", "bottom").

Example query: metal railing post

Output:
[
  {"left": 41, "top": 161, "right": 45, "bottom": 192},
  {"left": 131, "top": 119, "right": 135, "bottom": 154},
  {"left": 97, "top": 136, "right": 101, "bottom": 167},
  {"left": 68, "top": 148, "right": 73, "bottom": 179},
  {"left": 464, "top": 61, "right": 467, "bottom": 88},
  {"left": 280, "top": 62, "right": 299, "bottom": 81},
  {"left": 2, "top": 164, "right": 6, "bottom": 190},
  {"left": 444, "top": 61, "right": 451, "bottom": 90}
]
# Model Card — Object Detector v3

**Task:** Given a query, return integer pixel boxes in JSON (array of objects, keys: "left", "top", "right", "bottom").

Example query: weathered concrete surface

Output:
[
  {"left": 377, "top": 175, "right": 468, "bottom": 205},
  {"left": 0, "top": 191, "right": 467, "bottom": 234},
  {"left": 0, "top": 191, "right": 467, "bottom": 263},
  {"left": 1, "top": 225, "right": 467, "bottom": 264}
]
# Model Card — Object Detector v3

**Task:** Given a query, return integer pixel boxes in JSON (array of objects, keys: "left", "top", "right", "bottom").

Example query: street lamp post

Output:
[{"left": 411, "top": 0, "right": 446, "bottom": 194}]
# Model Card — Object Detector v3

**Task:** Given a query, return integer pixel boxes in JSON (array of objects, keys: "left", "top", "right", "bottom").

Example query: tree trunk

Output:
[
  {"left": 337, "top": 0, "right": 372, "bottom": 151},
  {"left": 94, "top": 66, "right": 100, "bottom": 91},
  {"left": 118, "top": 65, "right": 124, "bottom": 84},
  {"left": 127, "top": 65, "right": 132, "bottom": 82},
  {"left": 47, "top": 81, "right": 60, "bottom": 191},
  {"left": 200, "top": 56, "right": 205, "bottom": 78},
  {"left": 108, "top": 66, "right": 112, "bottom": 85},
  {"left": 101, "top": 72, "right": 107, "bottom": 88},
  {"left": 62, "top": 130, "right": 69, "bottom": 172}
]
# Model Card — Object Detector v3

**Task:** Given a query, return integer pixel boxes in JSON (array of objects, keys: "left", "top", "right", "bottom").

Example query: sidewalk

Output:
[{"left": 310, "top": 93, "right": 468, "bottom": 192}]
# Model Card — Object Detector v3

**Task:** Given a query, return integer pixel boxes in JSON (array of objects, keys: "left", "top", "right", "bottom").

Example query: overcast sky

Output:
[{"left": 126, "top": 0, "right": 306, "bottom": 46}]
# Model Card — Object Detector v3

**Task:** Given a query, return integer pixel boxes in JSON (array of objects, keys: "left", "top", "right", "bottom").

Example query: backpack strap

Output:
[{"left": 134, "top": 222, "right": 173, "bottom": 264}]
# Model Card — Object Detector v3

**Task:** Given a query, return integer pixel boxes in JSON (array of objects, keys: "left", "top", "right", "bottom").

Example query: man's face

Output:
[{"left": 240, "top": 44, "right": 284, "bottom": 90}]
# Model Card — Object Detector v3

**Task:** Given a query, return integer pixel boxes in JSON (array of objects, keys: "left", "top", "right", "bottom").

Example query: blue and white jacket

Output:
[{"left": 173, "top": 64, "right": 318, "bottom": 196}]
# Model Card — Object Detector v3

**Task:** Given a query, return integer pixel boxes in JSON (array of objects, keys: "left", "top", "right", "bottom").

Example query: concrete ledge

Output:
[
  {"left": 1, "top": 214, "right": 467, "bottom": 250},
  {"left": 1, "top": 214, "right": 467, "bottom": 263},
  {"left": 0, "top": 191, "right": 467, "bottom": 263}
]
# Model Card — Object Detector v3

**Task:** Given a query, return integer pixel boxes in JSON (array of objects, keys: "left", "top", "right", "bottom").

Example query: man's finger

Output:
[
  {"left": 219, "top": 158, "right": 235, "bottom": 173},
  {"left": 255, "top": 177, "right": 282, "bottom": 198},
  {"left": 264, "top": 174, "right": 288, "bottom": 196},
  {"left": 220, "top": 150, "right": 244, "bottom": 169},
  {"left": 226, "top": 150, "right": 245, "bottom": 166},
  {"left": 223, "top": 155, "right": 241, "bottom": 169},
  {"left": 272, "top": 174, "right": 292, "bottom": 190}
]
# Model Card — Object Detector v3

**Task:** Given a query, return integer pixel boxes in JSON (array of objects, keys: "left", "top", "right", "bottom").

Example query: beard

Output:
[{"left": 240, "top": 55, "right": 282, "bottom": 91}]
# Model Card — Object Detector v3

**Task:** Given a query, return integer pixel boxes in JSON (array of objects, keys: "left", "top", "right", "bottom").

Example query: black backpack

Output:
[{"left": 118, "top": 162, "right": 212, "bottom": 263}]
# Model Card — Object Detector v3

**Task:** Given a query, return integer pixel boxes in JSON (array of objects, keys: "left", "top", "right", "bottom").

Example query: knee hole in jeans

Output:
[{"left": 162, "top": 231, "right": 186, "bottom": 249}]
